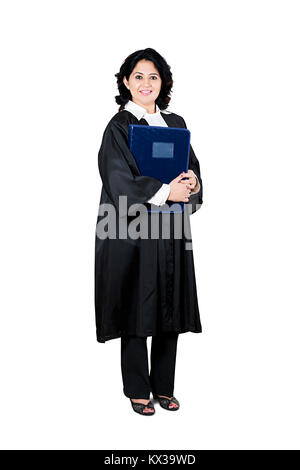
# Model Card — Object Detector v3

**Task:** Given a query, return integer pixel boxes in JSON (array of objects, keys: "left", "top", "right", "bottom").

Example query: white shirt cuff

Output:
[{"left": 147, "top": 183, "right": 171, "bottom": 206}]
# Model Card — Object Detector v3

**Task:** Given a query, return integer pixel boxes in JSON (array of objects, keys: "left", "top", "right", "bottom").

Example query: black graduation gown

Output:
[{"left": 94, "top": 109, "right": 203, "bottom": 343}]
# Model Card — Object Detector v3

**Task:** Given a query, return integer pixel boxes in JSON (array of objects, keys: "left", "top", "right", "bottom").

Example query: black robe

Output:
[{"left": 94, "top": 109, "right": 203, "bottom": 343}]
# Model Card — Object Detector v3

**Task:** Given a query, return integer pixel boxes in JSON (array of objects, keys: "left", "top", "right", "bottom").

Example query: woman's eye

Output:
[{"left": 135, "top": 75, "right": 158, "bottom": 80}]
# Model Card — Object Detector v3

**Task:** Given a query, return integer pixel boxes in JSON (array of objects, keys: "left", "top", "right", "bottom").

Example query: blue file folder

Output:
[{"left": 128, "top": 125, "right": 191, "bottom": 213}]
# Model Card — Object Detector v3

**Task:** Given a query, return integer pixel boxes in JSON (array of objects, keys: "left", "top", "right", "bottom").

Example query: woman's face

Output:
[{"left": 123, "top": 59, "right": 162, "bottom": 110}]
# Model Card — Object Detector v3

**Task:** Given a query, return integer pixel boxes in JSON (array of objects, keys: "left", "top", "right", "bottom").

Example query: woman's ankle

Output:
[{"left": 131, "top": 398, "right": 150, "bottom": 403}]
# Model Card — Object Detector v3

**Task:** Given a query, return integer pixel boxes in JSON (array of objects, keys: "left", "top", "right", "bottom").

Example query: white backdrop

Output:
[{"left": 0, "top": 0, "right": 299, "bottom": 450}]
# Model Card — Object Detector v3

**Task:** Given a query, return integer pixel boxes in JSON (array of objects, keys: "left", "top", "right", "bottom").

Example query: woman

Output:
[{"left": 95, "top": 48, "right": 203, "bottom": 415}]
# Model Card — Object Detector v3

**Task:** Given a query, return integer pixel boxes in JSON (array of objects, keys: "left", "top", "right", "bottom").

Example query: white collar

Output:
[{"left": 124, "top": 99, "right": 171, "bottom": 120}]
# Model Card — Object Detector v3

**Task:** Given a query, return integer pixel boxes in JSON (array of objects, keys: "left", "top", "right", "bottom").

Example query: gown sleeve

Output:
[
  {"left": 181, "top": 117, "right": 203, "bottom": 214},
  {"left": 98, "top": 119, "right": 164, "bottom": 217}
]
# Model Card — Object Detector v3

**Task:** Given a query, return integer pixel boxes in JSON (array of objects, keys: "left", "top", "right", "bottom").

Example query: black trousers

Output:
[{"left": 121, "top": 332, "right": 179, "bottom": 399}]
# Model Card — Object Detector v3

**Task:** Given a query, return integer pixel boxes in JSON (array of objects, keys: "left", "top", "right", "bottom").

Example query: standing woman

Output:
[{"left": 95, "top": 48, "right": 203, "bottom": 415}]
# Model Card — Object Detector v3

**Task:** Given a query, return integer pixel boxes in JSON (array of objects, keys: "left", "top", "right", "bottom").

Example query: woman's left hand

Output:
[{"left": 180, "top": 170, "right": 197, "bottom": 191}]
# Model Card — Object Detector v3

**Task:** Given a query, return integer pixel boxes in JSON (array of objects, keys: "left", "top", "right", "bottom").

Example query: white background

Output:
[{"left": 0, "top": 0, "right": 299, "bottom": 450}]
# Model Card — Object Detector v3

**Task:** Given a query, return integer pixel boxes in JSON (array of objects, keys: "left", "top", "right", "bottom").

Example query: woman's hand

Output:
[
  {"left": 180, "top": 170, "right": 197, "bottom": 191},
  {"left": 167, "top": 172, "right": 193, "bottom": 202}
]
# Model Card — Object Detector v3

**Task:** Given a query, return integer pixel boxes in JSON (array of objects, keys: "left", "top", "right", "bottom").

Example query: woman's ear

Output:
[{"left": 123, "top": 77, "right": 129, "bottom": 90}]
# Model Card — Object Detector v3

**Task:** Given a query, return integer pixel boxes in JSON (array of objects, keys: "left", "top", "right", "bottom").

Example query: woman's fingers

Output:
[
  {"left": 180, "top": 181, "right": 194, "bottom": 189},
  {"left": 180, "top": 177, "right": 196, "bottom": 189}
]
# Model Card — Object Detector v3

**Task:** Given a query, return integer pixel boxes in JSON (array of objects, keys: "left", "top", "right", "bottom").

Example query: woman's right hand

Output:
[{"left": 167, "top": 172, "right": 192, "bottom": 202}]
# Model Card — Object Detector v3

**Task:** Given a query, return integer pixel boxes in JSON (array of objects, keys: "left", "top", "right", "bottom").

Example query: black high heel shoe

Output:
[
  {"left": 130, "top": 399, "right": 155, "bottom": 416},
  {"left": 152, "top": 393, "right": 180, "bottom": 411}
]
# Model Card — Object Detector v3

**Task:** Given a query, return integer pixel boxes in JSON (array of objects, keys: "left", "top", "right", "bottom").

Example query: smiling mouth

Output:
[{"left": 139, "top": 90, "right": 152, "bottom": 96}]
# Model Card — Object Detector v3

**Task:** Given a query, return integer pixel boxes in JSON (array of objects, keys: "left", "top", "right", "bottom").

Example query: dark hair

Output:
[{"left": 114, "top": 48, "right": 173, "bottom": 112}]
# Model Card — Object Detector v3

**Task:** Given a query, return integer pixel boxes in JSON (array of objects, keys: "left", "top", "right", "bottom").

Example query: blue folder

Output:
[{"left": 128, "top": 125, "right": 191, "bottom": 213}]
